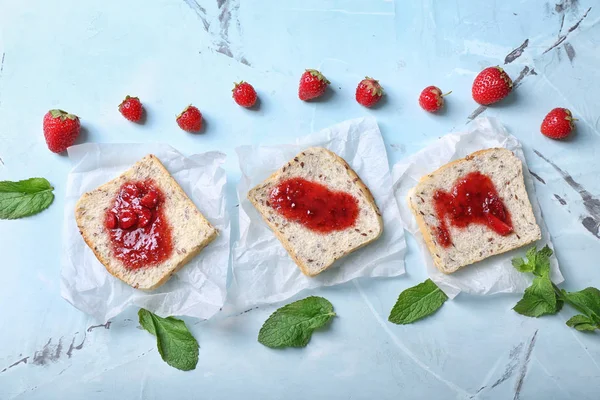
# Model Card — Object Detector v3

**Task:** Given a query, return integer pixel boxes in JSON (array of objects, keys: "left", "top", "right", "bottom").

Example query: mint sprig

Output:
[
  {"left": 0, "top": 178, "right": 55, "bottom": 219},
  {"left": 138, "top": 309, "right": 199, "bottom": 371},
  {"left": 258, "top": 296, "right": 335, "bottom": 348},
  {"left": 512, "top": 246, "right": 600, "bottom": 332},
  {"left": 513, "top": 275, "right": 558, "bottom": 317},
  {"left": 388, "top": 279, "right": 448, "bottom": 325},
  {"left": 512, "top": 245, "right": 552, "bottom": 276}
]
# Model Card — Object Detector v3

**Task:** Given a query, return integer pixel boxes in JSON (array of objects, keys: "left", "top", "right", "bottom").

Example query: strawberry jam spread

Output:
[
  {"left": 268, "top": 177, "right": 359, "bottom": 233},
  {"left": 105, "top": 180, "right": 173, "bottom": 269},
  {"left": 433, "top": 171, "right": 512, "bottom": 247}
]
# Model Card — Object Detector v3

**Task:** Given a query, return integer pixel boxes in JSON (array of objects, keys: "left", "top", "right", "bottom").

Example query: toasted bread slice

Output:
[
  {"left": 248, "top": 147, "right": 383, "bottom": 277},
  {"left": 408, "top": 148, "right": 541, "bottom": 274},
  {"left": 75, "top": 154, "right": 217, "bottom": 290}
]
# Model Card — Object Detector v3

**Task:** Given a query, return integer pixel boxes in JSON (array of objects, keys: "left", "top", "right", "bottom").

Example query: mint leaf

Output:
[
  {"left": 566, "top": 314, "right": 598, "bottom": 332},
  {"left": 537, "top": 245, "right": 553, "bottom": 259},
  {"left": 513, "top": 275, "right": 558, "bottom": 317},
  {"left": 511, "top": 256, "right": 532, "bottom": 273},
  {"left": 138, "top": 308, "right": 157, "bottom": 336},
  {"left": 514, "top": 246, "right": 553, "bottom": 277},
  {"left": 525, "top": 246, "right": 538, "bottom": 263},
  {"left": 388, "top": 279, "right": 448, "bottom": 324},
  {"left": 556, "top": 298, "right": 565, "bottom": 313},
  {"left": 533, "top": 245, "right": 553, "bottom": 277},
  {"left": 138, "top": 309, "right": 199, "bottom": 371},
  {"left": 0, "top": 178, "right": 55, "bottom": 219},
  {"left": 258, "top": 296, "right": 335, "bottom": 348},
  {"left": 564, "top": 287, "right": 600, "bottom": 325}
]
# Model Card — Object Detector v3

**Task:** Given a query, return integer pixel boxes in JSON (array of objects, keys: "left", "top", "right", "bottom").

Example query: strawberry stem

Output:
[
  {"left": 176, "top": 105, "right": 193, "bottom": 120},
  {"left": 49, "top": 109, "right": 78, "bottom": 120}
]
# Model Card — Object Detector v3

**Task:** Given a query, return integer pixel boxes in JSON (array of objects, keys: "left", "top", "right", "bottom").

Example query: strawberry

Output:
[
  {"left": 137, "top": 208, "right": 152, "bottom": 228},
  {"left": 232, "top": 81, "right": 257, "bottom": 108},
  {"left": 472, "top": 66, "right": 513, "bottom": 105},
  {"left": 298, "top": 69, "right": 330, "bottom": 101},
  {"left": 486, "top": 214, "right": 513, "bottom": 236},
  {"left": 119, "top": 95, "right": 143, "bottom": 122},
  {"left": 419, "top": 86, "right": 451, "bottom": 112},
  {"left": 541, "top": 108, "right": 576, "bottom": 139},
  {"left": 43, "top": 109, "right": 81, "bottom": 153},
  {"left": 118, "top": 209, "right": 138, "bottom": 229},
  {"left": 140, "top": 189, "right": 158, "bottom": 208},
  {"left": 106, "top": 213, "right": 118, "bottom": 229},
  {"left": 176, "top": 105, "right": 202, "bottom": 132},
  {"left": 355, "top": 77, "right": 384, "bottom": 108}
]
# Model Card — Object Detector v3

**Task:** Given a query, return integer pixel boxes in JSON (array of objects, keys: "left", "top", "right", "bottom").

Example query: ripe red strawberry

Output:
[
  {"left": 419, "top": 86, "right": 451, "bottom": 112},
  {"left": 232, "top": 81, "right": 257, "bottom": 108},
  {"left": 541, "top": 108, "right": 576, "bottom": 139},
  {"left": 486, "top": 214, "right": 513, "bottom": 236},
  {"left": 355, "top": 77, "right": 384, "bottom": 108},
  {"left": 118, "top": 209, "right": 138, "bottom": 229},
  {"left": 176, "top": 105, "right": 202, "bottom": 132},
  {"left": 119, "top": 95, "right": 143, "bottom": 122},
  {"left": 43, "top": 109, "right": 81, "bottom": 153},
  {"left": 298, "top": 69, "right": 330, "bottom": 101},
  {"left": 472, "top": 66, "right": 513, "bottom": 105}
]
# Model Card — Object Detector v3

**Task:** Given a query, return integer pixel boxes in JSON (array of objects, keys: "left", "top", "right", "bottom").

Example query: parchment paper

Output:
[
  {"left": 60, "top": 143, "right": 229, "bottom": 322},
  {"left": 230, "top": 117, "right": 406, "bottom": 309},
  {"left": 392, "top": 117, "right": 563, "bottom": 298}
]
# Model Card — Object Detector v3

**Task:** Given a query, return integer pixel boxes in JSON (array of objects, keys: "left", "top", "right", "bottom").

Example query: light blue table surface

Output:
[{"left": 1, "top": 1, "right": 599, "bottom": 399}]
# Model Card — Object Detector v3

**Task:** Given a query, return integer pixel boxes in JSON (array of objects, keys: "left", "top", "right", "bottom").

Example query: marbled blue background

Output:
[{"left": 0, "top": 1, "right": 599, "bottom": 399}]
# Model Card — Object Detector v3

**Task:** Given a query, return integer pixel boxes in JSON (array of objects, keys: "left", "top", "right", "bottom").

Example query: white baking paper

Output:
[
  {"left": 230, "top": 117, "right": 406, "bottom": 309},
  {"left": 60, "top": 143, "right": 229, "bottom": 322},
  {"left": 392, "top": 117, "right": 563, "bottom": 298}
]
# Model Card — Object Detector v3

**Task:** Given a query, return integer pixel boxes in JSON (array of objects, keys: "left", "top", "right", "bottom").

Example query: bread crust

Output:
[
  {"left": 408, "top": 187, "right": 445, "bottom": 271},
  {"left": 408, "top": 148, "right": 540, "bottom": 274},
  {"left": 248, "top": 147, "right": 383, "bottom": 277},
  {"left": 75, "top": 154, "right": 218, "bottom": 290}
]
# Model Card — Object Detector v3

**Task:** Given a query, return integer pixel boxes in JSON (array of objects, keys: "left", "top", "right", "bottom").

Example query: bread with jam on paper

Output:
[
  {"left": 248, "top": 147, "right": 383, "bottom": 277},
  {"left": 75, "top": 154, "right": 217, "bottom": 290},
  {"left": 408, "top": 148, "right": 541, "bottom": 274}
]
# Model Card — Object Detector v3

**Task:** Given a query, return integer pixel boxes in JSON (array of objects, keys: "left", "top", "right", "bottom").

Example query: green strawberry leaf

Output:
[
  {"left": 0, "top": 178, "right": 55, "bottom": 219},
  {"left": 138, "top": 309, "right": 199, "bottom": 371},
  {"left": 513, "top": 275, "right": 558, "bottom": 317},
  {"left": 388, "top": 279, "right": 448, "bottom": 325},
  {"left": 258, "top": 296, "right": 335, "bottom": 349}
]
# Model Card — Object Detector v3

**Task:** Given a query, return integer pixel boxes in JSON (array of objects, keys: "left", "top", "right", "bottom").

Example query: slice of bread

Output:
[
  {"left": 248, "top": 147, "right": 383, "bottom": 277},
  {"left": 75, "top": 154, "right": 217, "bottom": 290},
  {"left": 408, "top": 148, "right": 541, "bottom": 274}
]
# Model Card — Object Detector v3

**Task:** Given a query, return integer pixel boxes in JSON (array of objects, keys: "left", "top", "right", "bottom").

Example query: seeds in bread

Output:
[
  {"left": 75, "top": 154, "right": 217, "bottom": 290},
  {"left": 247, "top": 147, "right": 383, "bottom": 277},
  {"left": 408, "top": 148, "right": 541, "bottom": 274}
]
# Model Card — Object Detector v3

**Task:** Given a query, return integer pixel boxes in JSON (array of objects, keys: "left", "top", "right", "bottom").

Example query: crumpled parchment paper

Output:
[
  {"left": 392, "top": 117, "right": 563, "bottom": 298},
  {"left": 60, "top": 143, "right": 230, "bottom": 322},
  {"left": 229, "top": 117, "right": 406, "bottom": 309}
]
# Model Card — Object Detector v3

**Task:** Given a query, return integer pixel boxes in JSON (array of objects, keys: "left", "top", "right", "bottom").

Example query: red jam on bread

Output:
[
  {"left": 268, "top": 177, "right": 359, "bottom": 233},
  {"left": 433, "top": 171, "right": 513, "bottom": 247},
  {"left": 105, "top": 180, "right": 173, "bottom": 269}
]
